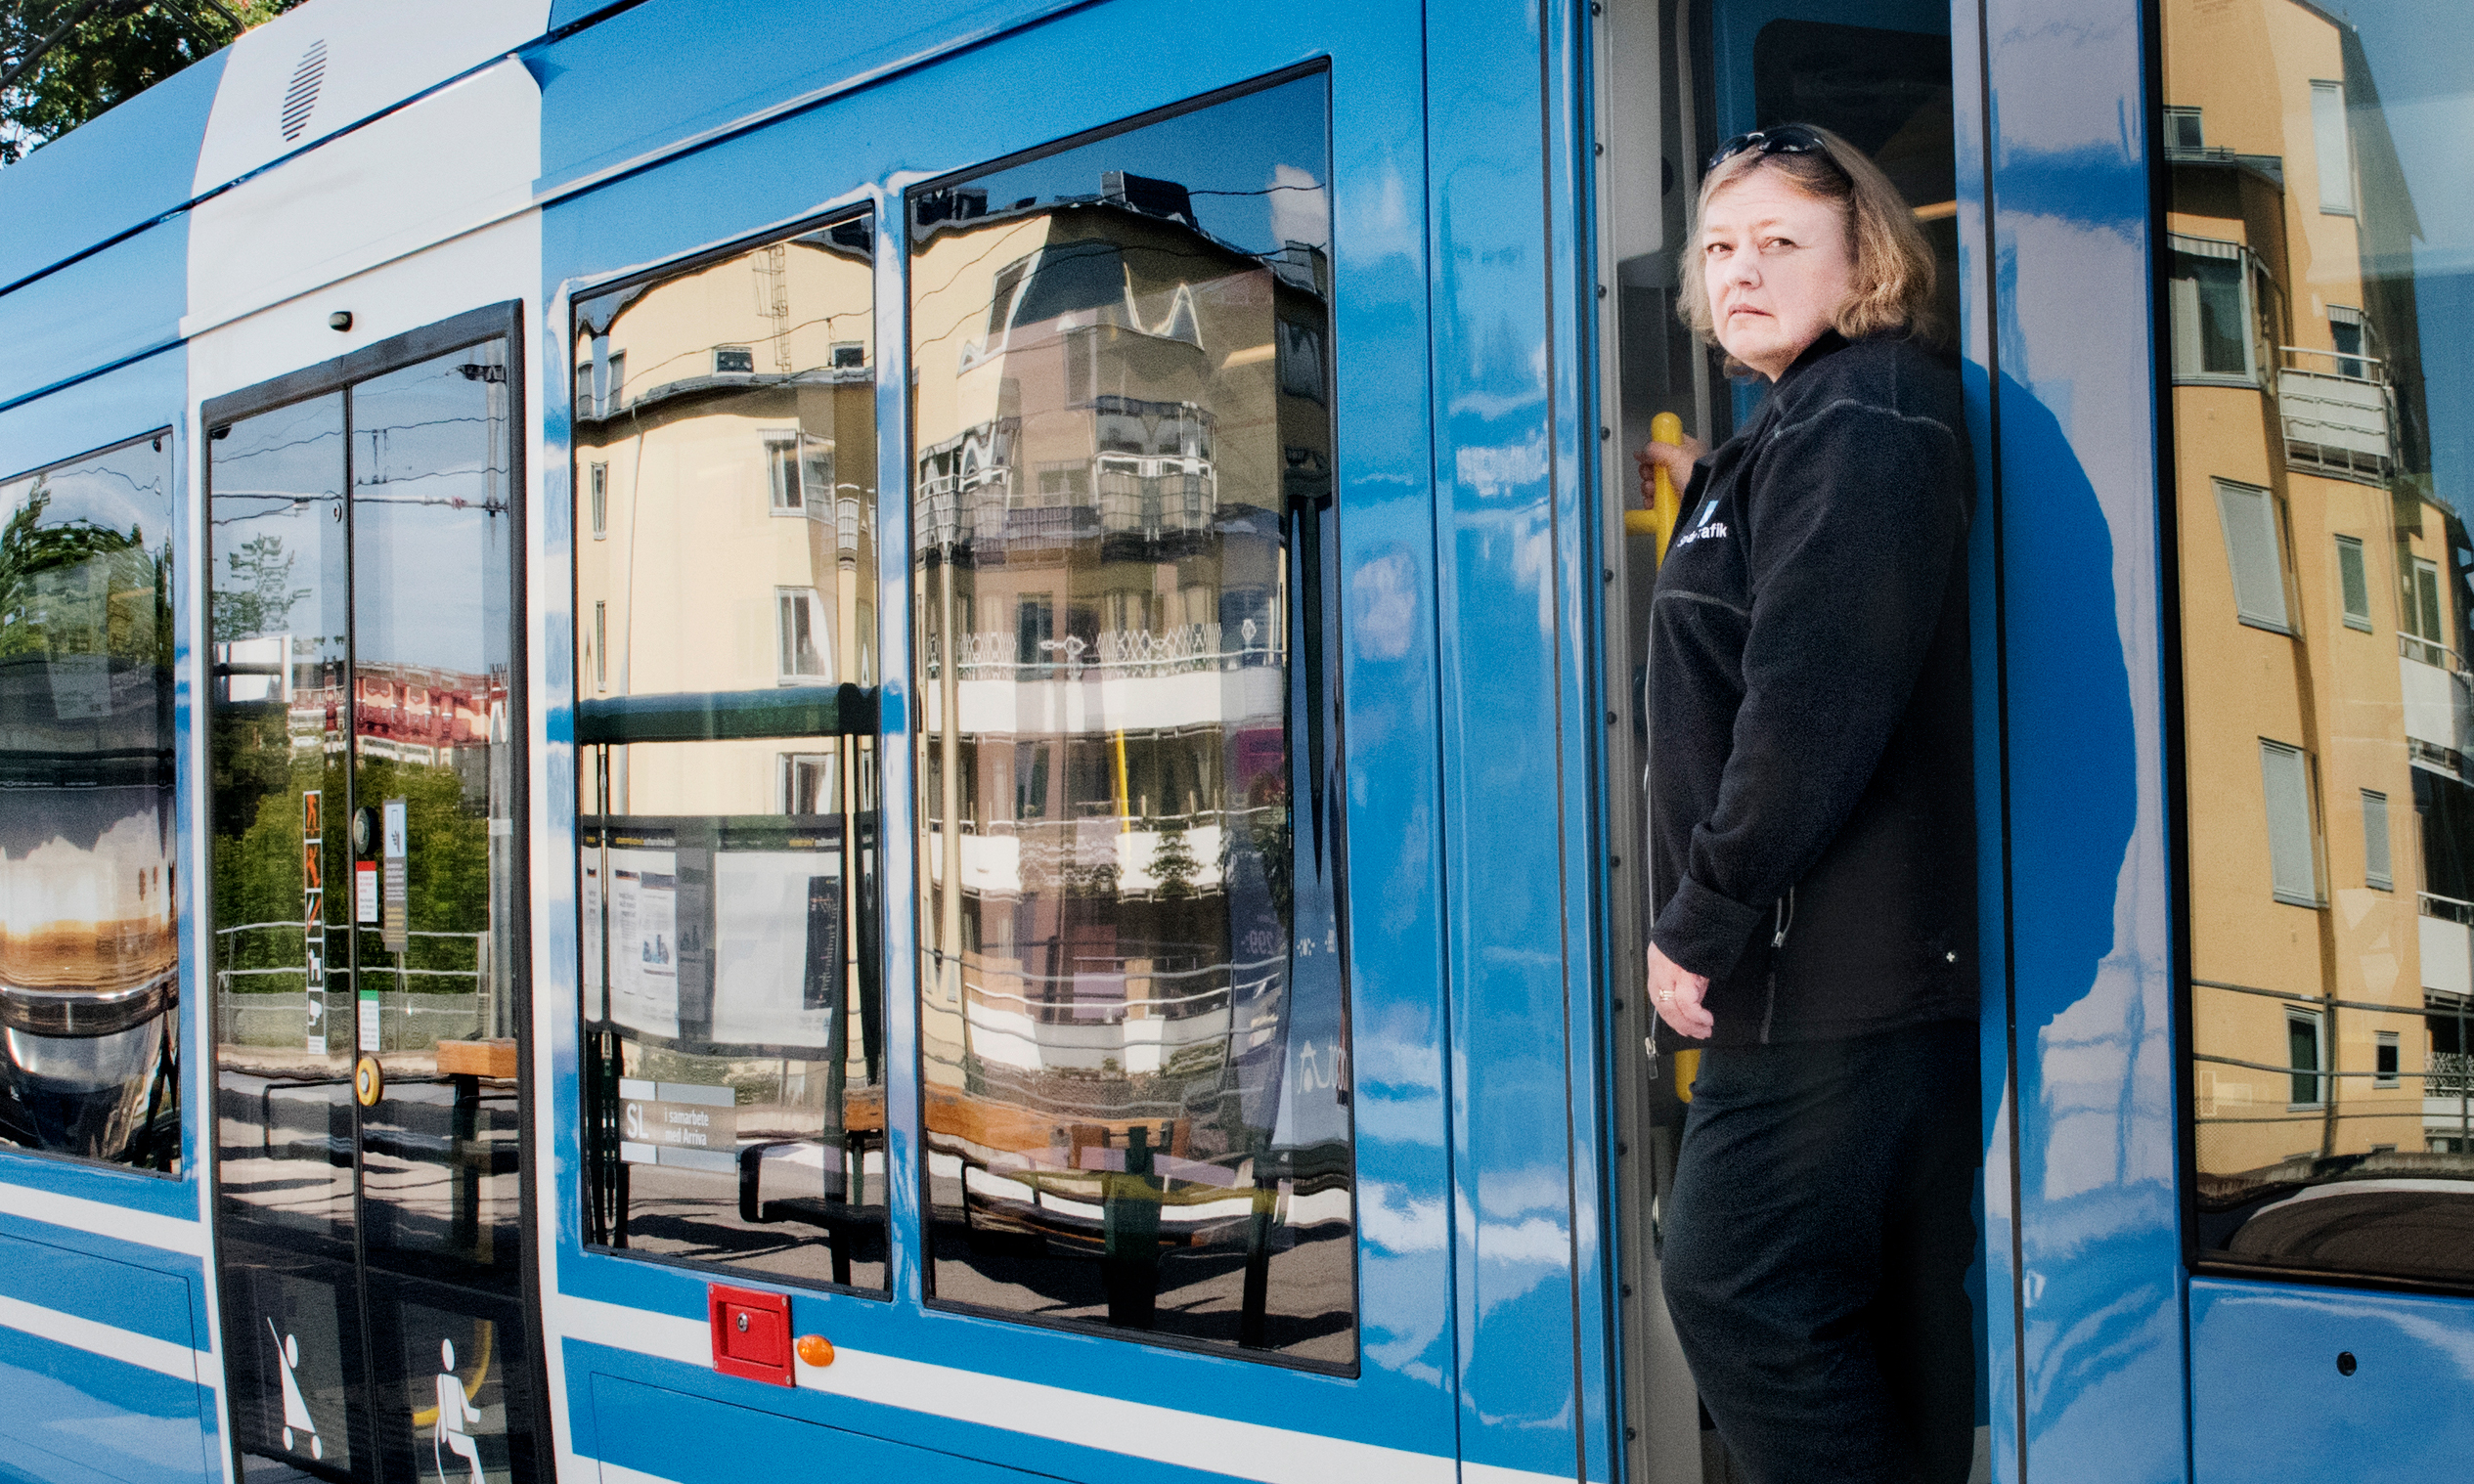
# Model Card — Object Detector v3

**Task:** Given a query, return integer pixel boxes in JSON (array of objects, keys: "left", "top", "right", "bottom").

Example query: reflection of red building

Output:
[{"left": 349, "top": 664, "right": 504, "bottom": 759}]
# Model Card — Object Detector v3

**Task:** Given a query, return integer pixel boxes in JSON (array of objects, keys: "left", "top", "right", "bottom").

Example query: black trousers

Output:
[{"left": 1658, "top": 1018, "right": 1980, "bottom": 1484}]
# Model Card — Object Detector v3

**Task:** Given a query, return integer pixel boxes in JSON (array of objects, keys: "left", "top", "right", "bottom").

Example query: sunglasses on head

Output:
[{"left": 1704, "top": 124, "right": 1830, "bottom": 173}]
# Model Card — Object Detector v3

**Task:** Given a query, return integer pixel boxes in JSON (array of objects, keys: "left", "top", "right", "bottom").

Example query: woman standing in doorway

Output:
[{"left": 1637, "top": 123, "right": 1979, "bottom": 1484}]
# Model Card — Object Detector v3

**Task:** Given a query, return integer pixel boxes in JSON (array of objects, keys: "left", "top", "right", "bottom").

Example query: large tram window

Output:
[
  {"left": 573, "top": 214, "right": 887, "bottom": 1293},
  {"left": 906, "top": 71, "right": 1354, "bottom": 1367},
  {"left": 0, "top": 433, "right": 178, "bottom": 1171},
  {"left": 2165, "top": 0, "right": 2474, "bottom": 1288}
]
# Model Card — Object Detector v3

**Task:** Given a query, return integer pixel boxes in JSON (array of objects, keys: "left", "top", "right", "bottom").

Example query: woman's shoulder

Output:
[{"left": 1783, "top": 331, "right": 1963, "bottom": 432}]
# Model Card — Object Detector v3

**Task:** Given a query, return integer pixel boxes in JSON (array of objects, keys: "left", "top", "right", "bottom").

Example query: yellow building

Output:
[{"left": 2167, "top": 0, "right": 2464, "bottom": 1183}]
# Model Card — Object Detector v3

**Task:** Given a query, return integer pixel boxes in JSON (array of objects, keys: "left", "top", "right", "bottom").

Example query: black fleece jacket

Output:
[{"left": 1645, "top": 329, "right": 1975, "bottom": 1047}]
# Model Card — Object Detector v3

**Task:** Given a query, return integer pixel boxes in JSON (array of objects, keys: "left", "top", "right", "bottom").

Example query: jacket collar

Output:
[{"left": 1773, "top": 328, "right": 1852, "bottom": 392}]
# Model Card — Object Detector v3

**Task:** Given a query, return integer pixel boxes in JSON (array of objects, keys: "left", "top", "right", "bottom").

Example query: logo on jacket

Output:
[{"left": 1673, "top": 498, "right": 1730, "bottom": 548}]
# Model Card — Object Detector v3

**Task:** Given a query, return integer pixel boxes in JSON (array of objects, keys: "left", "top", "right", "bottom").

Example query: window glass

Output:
[
  {"left": 908, "top": 72, "right": 1352, "bottom": 1366},
  {"left": 2168, "top": 0, "right": 2474, "bottom": 1288},
  {"left": 0, "top": 433, "right": 178, "bottom": 1170},
  {"left": 574, "top": 213, "right": 884, "bottom": 1292}
]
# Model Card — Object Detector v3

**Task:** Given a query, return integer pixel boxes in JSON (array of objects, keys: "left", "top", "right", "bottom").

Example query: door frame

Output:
[{"left": 200, "top": 298, "right": 549, "bottom": 1484}]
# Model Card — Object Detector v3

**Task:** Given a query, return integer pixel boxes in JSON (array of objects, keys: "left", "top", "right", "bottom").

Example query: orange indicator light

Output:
[{"left": 794, "top": 1334, "right": 835, "bottom": 1368}]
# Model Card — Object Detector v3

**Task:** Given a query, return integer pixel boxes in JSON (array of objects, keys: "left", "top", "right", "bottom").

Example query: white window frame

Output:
[
  {"left": 593, "top": 600, "right": 607, "bottom": 691},
  {"left": 2215, "top": 479, "right": 2293, "bottom": 634},
  {"left": 589, "top": 460, "right": 608, "bottom": 540},
  {"left": 775, "top": 586, "right": 832, "bottom": 682},
  {"left": 2374, "top": 1029, "right": 2401, "bottom": 1089},
  {"left": 2286, "top": 1006, "right": 2327, "bottom": 1110},
  {"left": 2312, "top": 80, "right": 2355, "bottom": 216},
  {"left": 2260, "top": 738, "right": 2322, "bottom": 908},
  {"left": 716, "top": 344, "right": 756, "bottom": 375},
  {"left": 2362, "top": 788, "right": 2393, "bottom": 892},
  {"left": 2168, "top": 234, "right": 2261, "bottom": 386},
  {"left": 2334, "top": 534, "right": 2371, "bottom": 632},
  {"left": 778, "top": 751, "right": 837, "bottom": 815}
]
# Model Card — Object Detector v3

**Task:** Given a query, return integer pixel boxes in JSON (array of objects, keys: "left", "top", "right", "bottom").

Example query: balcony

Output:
[{"left": 2278, "top": 346, "right": 2395, "bottom": 483}]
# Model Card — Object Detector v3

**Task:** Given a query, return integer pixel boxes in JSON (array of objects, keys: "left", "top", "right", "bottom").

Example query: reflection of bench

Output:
[
  {"left": 734, "top": 1085, "right": 889, "bottom": 1286},
  {"left": 435, "top": 1040, "right": 517, "bottom": 1255},
  {"left": 923, "top": 1088, "right": 1277, "bottom": 1331}
]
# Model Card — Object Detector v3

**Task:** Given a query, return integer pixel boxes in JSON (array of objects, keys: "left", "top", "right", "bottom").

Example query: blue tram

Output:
[{"left": 0, "top": 0, "right": 2468, "bottom": 1480}]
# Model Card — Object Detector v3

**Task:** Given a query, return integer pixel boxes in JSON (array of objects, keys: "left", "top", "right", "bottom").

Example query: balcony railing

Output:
[
  {"left": 2278, "top": 347, "right": 2395, "bottom": 482},
  {"left": 2431, "top": 1051, "right": 2474, "bottom": 1098}
]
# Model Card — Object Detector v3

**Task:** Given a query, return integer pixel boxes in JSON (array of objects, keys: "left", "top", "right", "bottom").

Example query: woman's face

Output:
[{"left": 1699, "top": 170, "right": 1855, "bottom": 381}]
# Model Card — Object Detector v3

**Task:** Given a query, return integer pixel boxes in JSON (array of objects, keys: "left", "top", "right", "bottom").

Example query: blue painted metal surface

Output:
[
  {"left": 1423, "top": 0, "right": 1615, "bottom": 1476},
  {"left": 527, "top": 0, "right": 1090, "bottom": 197},
  {"left": 538, "top": 1, "right": 1460, "bottom": 1475},
  {"left": 0, "top": 53, "right": 223, "bottom": 295},
  {"left": 0, "top": 223, "right": 188, "bottom": 416},
  {"left": 1983, "top": 0, "right": 2186, "bottom": 1480},
  {"left": 2188, "top": 1277, "right": 2474, "bottom": 1482},
  {"left": 0, "top": 1232, "right": 209, "bottom": 1484},
  {"left": 1949, "top": 0, "right": 2025, "bottom": 1476}
]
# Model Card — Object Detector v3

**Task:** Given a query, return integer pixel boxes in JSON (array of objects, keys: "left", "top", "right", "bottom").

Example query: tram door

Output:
[
  {"left": 1595, "top": 1, "right": 1970, "bottom": 1480},
  {"left": 205, "top": 315, "right": 541, "bottom": 1484}
]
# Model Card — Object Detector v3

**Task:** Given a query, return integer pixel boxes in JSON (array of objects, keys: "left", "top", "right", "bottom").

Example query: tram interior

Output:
[{"left": 1592, "top": 1, "right": 1973, "bottom": 1479}]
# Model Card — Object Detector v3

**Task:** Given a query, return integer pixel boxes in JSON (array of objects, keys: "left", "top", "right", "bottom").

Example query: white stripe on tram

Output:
[
  {"left": 555, "top": 1295, "right": 1477, "bottom": 1484},
  {"left": 0, "top": 1292, "right": 208, "bottom": 1383},
  {"left": 0, "top": 1181, "right": 206, "bottom": 1257}
]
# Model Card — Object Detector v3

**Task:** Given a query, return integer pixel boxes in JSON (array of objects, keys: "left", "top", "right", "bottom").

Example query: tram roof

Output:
[{"left": 0, "top": 0, "right": 556, "bottom": 296}]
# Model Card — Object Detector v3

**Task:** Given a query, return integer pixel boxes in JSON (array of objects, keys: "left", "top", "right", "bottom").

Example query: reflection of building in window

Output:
[
  {"left": 908, "top": 129, "right": 1348, "bottom": 1362},
  {"left": 775, "top": 588, "right": 830, "bottom": 681},
  {"left": 779, "top": 753, "right": 835, "bottom": 814},
  {"left": 589, "top": 461, "right": 607, "bottom": 538},
  {"left": 2168, "top": 0, "right": 2464, "bottom": 1228}
]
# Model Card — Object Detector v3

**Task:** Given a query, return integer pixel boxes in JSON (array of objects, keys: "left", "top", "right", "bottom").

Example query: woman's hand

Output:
[
  {"left": 1647, "top": 940, "right": 1714, "bottom": 1039},
  {"left": 1635, "top": 435, "right": 1707, "bottom": 507}
]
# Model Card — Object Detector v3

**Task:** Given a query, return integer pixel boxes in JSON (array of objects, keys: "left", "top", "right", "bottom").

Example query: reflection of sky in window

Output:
[
  {"left": 352, "top": 349, "right": 508, "bottom": 676},
  {"left": 921, "top": 73, "right": 1328, "bottom": 256},
  {"left": 2343, "top": 8, "right": 2474, "bottom": 511},
  {"left": 5, "top": 437, "right": 171, "bottom": 543},
  {"left": 209, "top": 396, "right": 341, "bottom": 642}
]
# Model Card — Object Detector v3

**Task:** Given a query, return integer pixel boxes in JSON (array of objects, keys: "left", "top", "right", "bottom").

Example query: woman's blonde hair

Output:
[{"left": 1675, "top": 123, "right": 1939, "bottom": 367}]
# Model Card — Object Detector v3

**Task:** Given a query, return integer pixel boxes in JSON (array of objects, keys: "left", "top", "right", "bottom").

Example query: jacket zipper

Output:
[{"left": 1760, "top": 885, "right": 1796, "bottom": 1044}]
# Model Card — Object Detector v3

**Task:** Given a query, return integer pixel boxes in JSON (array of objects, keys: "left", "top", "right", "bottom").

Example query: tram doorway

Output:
[
  {"left": 1592, "top": 2, "right": 1976, "bottom": 1480},
  {"left": 204, "top": 308, "right": 544, "bottom": 1484}
]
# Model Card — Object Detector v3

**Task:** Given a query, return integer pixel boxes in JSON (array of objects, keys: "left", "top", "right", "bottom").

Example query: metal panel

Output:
[
  {"left": 0, "top": 53, "right": 224, "bottom": 297},
  {"left": 535, "top": 2, "right": 1458, "bottom": 1478},
  {"left": 0, "top": 1231, "right": 210, "bottom": 1484},
  {"left": 0, "top": 223, "right": 188, "bottom": 416},
  {"left": 1425, "top": 0, "right": 1608, "bottom": 1478},
  {"left": 2189, "top": 1277, "right": 2474, "bottom": 1482},
  {"left": 1981, "top": 0, "right": 2189, "bottom": 1479}
]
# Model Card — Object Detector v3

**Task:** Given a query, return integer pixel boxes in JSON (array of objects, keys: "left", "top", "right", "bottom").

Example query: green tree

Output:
[{"left": 2, "top": 0, "right": 301, "bottom": 166}]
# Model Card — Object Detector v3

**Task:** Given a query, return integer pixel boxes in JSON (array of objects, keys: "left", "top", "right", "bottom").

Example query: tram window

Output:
[
  {"left": 907, "top": 70, "right": 1354, "bottom": 1368},
  {"left": 2167, "top": 0, "right": 2474, "bottom": 1288},
  {"left": 573, "top": 212, "right": 885, "bottom": 1293},
  {"left": 0, "top": 432, "right": 178, "bottom": 1172}
]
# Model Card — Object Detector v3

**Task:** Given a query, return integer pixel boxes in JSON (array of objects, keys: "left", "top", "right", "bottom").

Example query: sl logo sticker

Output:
[{"left": 355, "top": 1056, "right": 384, "bottom": 1107}]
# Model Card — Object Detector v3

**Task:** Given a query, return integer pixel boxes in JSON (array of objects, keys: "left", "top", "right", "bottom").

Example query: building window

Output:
[
  {"left": 2163, "top": 105, "right": 2205, "bottom": 153},
  {"left": 2288, "top": 1008, "right": 2326, "bottom": 1108},
  {"left": 2375, "top": 1029, "right": 2402, "bottom": 1089},
  {"left": 589, "top": 461, "right": 607, "bottom": 539},
  {"left": 2329, "top": 304, "right": 2368, "bottom": 379},
  {"left": 2261, "top": 739, "right": 2320, "bottom": 907},
  {"left": 575, "top": 361, "right": 596, "bottom": 417},
  {"left": 766, "top": 432, "right": 804, "bottom": 513},
  {"left": 779, "top": 753, "right": 836, "bottom": 814},
  {"left": 2407, "top": 556, "right": 2448, "bottom": 664},
  {"left": 776, "top": 587, "right": 831, "bottom": 680},
  {"left": 594, "top": 600, "right": 607, "bottom": 690},
  {"left": 2335, "top": 534, "right": 2371, "bottom": 631},
  {"left": 2363, "top": 789, "right": 2393, "bottom": 891},
  {"left": 2216, "top": 479, "right": 2292, "bottom": 633},
  {"left": 830, "top": 341, "right": 864, "bottom": 369},
  {"left": 716, "top": 345, "right": 755, "bottom": 374},
  {"left": 2169, "top": 236, "right": 2258, "bottom": 383},
  {"left": 2312, "top": 79, "right": 2354, "bottom": 215},
  {"left": 604, "top": 352, "right": 625, "bottom": 415}
]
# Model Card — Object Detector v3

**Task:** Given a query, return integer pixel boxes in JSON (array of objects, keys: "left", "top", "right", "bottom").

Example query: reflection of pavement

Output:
[
  {"left": 928, "top": 1213, "right": 1356, "bottom": 1367},
  {"left": 613, "top": 1158, "right": 891, "bottom": 1293},
  {"left": 222, "top": 1049, "right": 442, "bottom": 1077}
]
